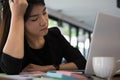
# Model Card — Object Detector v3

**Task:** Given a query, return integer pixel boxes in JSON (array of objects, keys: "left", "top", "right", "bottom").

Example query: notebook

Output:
[{"left": 84, "top": 12, "right": 120, "bottom": 75}]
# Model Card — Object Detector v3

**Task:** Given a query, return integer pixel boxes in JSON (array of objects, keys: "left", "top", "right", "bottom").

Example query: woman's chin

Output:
[{"left": 40, "top": 29, "right": 48, "bottom": 36}]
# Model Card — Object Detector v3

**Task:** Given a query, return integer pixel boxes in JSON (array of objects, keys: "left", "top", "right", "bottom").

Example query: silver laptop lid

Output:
[{"left": 85, "top": 12, "right": 120, "bottom": 75}]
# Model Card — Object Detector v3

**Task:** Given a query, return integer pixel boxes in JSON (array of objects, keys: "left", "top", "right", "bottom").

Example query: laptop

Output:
[{"left": 85, "top": 12, "right": 120, "bottom": 75}]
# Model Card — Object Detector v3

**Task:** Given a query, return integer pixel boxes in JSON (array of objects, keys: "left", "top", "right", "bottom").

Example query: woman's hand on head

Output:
[{"left": 9, "top": 0, "right": 28, "bottom": 17}]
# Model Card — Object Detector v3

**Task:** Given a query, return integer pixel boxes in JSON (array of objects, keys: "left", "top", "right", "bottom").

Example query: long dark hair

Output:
[{"left": 0, "top": 0, "right": 45, "bottom": 54}]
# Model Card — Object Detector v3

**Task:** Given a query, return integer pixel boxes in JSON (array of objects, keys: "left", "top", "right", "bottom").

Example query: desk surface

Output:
[
  {"left": 92, "top": 76, "right": 120, "bottom": 80},
  {"left": 0, "top": 75, "right": 120, "bottom": 80},
  {"left": 0, "top": 71, "right": 119, "bottom": 80}
]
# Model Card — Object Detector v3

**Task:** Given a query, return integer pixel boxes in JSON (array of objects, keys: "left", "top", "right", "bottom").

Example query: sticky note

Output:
[{"left": 46, "top": 72, "right": 77, "bottom": 80}]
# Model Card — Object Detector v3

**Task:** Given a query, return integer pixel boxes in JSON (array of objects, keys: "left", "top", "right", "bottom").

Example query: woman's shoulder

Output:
[
  {"left": 48, "top": 27, "right": 62, "bottom": 37},
  {"left": 48, "top": 27, "right": 61, "bottom": 33}
]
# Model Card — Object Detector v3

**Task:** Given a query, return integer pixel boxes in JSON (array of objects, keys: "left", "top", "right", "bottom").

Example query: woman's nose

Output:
[{"left": 39, "top": 16, "right": 46, "bottom": 26}]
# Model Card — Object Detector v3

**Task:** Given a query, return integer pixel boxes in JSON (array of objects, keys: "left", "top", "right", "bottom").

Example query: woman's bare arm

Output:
[
  {"left": 3, "top": 0, "right": 28, "bottom": 58},
  {"left": 22, "top": 62, "right": 78, "bottom": 72}
]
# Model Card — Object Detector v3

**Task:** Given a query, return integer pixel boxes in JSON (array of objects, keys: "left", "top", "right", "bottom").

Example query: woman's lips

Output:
[{"left": 40, "top": 27, "right": 48, "bottom": 31}]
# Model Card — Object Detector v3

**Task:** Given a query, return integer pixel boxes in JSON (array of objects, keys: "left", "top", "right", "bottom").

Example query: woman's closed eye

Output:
[
  {"left": 29, "top": 15, "right": 39, "bottom": 21},
  {"left": 31, "top": 17, "right": 38, "bottom": 21}
]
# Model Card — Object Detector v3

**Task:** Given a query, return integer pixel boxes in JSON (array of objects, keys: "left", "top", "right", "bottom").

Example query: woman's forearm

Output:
[
  {"left": 2, "top": 0, "right": 28, "bottom": 59},
  {"left": 43, "top": 62, "right": 78, "bottom": 71},
  {"left": 3, "top": 16, "right": 24, "bottom": 59},
  {"left": 59, "top": 62, "right": 78, "bottom": 70}
]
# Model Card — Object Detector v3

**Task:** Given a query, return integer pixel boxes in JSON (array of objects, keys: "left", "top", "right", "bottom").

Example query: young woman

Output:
[{"left": 0, "top": 0, "right": 86, "bottom": 74}]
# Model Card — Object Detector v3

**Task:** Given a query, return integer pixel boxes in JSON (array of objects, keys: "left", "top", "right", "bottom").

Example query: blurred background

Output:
[
  {"left": 45, "top": 0, "right": 120, "bottom": 59},
  {"left": 0, "top": 0, "right": 120, "bottom": 60}
]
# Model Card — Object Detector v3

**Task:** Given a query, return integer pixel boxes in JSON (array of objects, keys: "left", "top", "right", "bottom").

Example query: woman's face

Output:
[{"left": 25, "top": 4, "right": 48, "bottom": 37}]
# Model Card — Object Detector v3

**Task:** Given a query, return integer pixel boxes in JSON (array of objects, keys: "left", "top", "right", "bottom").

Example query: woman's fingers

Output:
[
  {"left": 9, "top": 0, "right": 13, "bottom": 6},
  {"left": 9, "top": 0, "right": 28, "bottom": 17}
]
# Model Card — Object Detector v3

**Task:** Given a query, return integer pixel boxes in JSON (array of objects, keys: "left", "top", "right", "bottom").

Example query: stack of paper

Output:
[
  {"left": 0, "top": 75, "right": 33, "bottom": 80},
  {"left": 46, "top": 72, "right": 77, "bottom": 80},
  {"left": 56, "top": 71, "right": 87, "bottom": 80},
  {"left": 33, "top": 77, "right": 62, "bottom": 80},
  {"left": 0, "top": 70, "right": 88, "bottom": 80},
  {"left": 0, "top": 71, "right": 45, "bottom": 80}
]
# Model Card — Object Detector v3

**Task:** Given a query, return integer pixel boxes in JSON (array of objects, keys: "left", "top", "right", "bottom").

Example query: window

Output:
[
  {"left": 61, "top": 22, "right": 70, "bottom": 42},
  {"left": 78, "top": 29, "right": 84, "bottom": 56},
  {"left": 71, "top": 27, "right": 77, "bottom": 47},
  {"left": 48, "top": 18, "right": 58, "bottom": 28}
]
